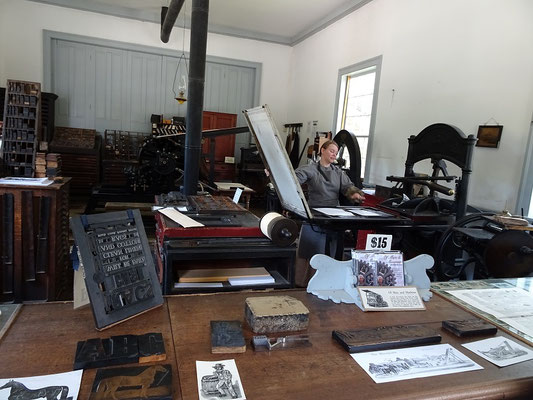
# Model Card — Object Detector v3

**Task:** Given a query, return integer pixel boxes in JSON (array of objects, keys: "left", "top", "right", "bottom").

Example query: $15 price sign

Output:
[{"left": 365, "top": 234, "right": 393, "bottom": 251}]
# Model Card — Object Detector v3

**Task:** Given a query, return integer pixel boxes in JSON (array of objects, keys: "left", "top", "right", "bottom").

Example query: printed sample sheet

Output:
[
  {"left": 462, "top": 336, "right": 533, "bottom": 367},
  {"left": 196, "top": 359, "right": 246, "bottom": 400},
  {"left": 351, "top": 343, "right": 482, "bottom": 383},
  {"left": 0, "top": 370, "right": 83, "bottom": 400},
  {"left": 445, "top": 287, "right": 533, "bottom": 338}
]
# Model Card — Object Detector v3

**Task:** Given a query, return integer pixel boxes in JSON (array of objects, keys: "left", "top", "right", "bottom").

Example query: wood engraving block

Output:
[
  {"left": 442, "top": 318, "right": 497, "bottom": 337},
  {"left": 138, "top": 332, "right": 166, "bottom": 363},
  {"left": 89, "top": 364, "right": 172, "bottom": 400},
  {"left": 74, "top": 333, "right": 166, "bottom": 369},
  {"left": 245, "top": 296, "right": 309, "bottom": 333},
  {"left": 332, "top": 324, "right": 441, "bottom": 353},
  {"left": 210, "top": 320, "right": 246, "bottom": 354}
]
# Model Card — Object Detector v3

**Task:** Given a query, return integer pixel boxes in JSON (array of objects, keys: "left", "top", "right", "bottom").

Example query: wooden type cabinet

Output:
[
  {"left": 1, "top": 80, "right": 41, "bottom": 177},
  {"left": 0, "top": 178, "right": 71, "bottom": 302}
]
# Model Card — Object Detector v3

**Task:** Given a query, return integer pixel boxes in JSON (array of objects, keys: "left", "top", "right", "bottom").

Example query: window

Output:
[
  {"left": 334, "top": 56, "right": 382, "bottom": 182},
  {"left": 517, "top": 118, "right": 533, "bottom": 217}
]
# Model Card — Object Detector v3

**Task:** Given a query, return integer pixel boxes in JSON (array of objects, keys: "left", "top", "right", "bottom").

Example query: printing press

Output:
[
  {"left": 243, "top": 105, "right": 411, "bottom": 260},
  {"left": 243, "top": 105, "right": 533, "bottom": 281},
  {"left": 154, "top": 192, "right": 297, "bottom": 295}
]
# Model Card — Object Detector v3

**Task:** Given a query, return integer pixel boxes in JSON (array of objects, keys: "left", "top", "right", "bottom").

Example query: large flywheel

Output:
[{"left": 333, "top": 129, "right": 363, "bottom": 188}]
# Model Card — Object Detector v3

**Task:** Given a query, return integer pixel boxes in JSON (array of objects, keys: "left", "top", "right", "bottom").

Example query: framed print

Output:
[{"left": 476, "top": 125, "right": 503, "bottom": 148}]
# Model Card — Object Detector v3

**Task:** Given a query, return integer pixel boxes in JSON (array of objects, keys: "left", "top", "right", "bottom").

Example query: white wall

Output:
[
  {"left": 0, "top": 0, "right": 292, "bottom": 127},
  {"left": 288, "top": 0, "right": 533, "bottom": 212},
  {"left": 2, "top": 0, "right": 533, "bottom": 212}
]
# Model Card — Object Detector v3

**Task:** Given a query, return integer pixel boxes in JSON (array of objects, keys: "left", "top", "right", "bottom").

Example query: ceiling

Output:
[{"left": 29, "top": 0, "right": 373, "bottom": 46}]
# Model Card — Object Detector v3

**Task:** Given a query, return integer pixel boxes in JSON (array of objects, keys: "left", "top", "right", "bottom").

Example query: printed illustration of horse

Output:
[
  {"left": 96, "top": 364, "right": 168, "bottom": 400},
  {"left": 0, "top": 379, "right": 71, "bottom": 400}
]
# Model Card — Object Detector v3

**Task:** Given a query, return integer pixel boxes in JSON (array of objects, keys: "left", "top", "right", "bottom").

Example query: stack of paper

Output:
[
  {"left": 178, "top": 267, "right": 272, "bottom": 283},
  {"left": 228, "top": 275, "right": 275, "bottom": 286}
]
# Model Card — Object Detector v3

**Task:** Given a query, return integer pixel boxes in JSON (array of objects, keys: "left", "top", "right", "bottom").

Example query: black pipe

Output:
[
  {"left": 160, "top": 0, "right": 186, "bottom": 43},
  {"left": 183, "top": 0, "right": 209, "bottom": 195}
]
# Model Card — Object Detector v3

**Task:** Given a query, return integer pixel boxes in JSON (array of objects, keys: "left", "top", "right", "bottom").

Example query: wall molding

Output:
[{"left": 32, "top": 0, "right": 372, "bottom": 46}]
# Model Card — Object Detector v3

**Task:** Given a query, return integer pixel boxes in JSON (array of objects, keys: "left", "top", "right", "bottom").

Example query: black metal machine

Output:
[
  {"left": 434, "top": 213, "right": 533, "bottom": 280},
  {"left": 381, "top": 123, "right": 478, "bottom": 222},
  {"left": 125, "top": 134, "right": 185, "bottom": 194},
  {"left": 333, "top": 129, "right": 363, "bottom": 189},
  {"left": 329, "top": 123, "right": 533, "bottom": 281}
]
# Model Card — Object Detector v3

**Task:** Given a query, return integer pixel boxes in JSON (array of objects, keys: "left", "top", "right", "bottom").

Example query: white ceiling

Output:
[{"left": 29, "top": 0, "right": 373, "bottom": 45}]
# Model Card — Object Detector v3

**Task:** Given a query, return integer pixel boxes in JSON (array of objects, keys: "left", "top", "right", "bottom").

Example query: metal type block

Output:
[{"left": 70, "top": 209, "right": 163, "bottom": 330}]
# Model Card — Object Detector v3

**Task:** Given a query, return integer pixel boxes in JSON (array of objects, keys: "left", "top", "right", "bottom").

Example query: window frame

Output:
[
  {"left": 332, "top": 55, "right": 382, "bottom": 184},
  {"left": 516, "top": 117, "right": 533, "bottom": 216}
]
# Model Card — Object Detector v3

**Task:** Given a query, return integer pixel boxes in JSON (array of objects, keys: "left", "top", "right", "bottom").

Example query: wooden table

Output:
[
  {"left": 0, "top": 301, "right": 181, "bottom": 399},
  {"left": 214, "top": 182, "right": 255, "bottom": 209},
  {"left": 167, "top": 290, "right": 533, "bottom": 400},
  {"left": 2, "top": 291, "right": 533, "bottom": 399}
]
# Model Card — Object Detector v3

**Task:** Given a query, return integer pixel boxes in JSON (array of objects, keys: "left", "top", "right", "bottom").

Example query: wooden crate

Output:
[
  {"left": 50, "top": 136, "right": 101, "bottom": 194},
  {"left": 52, "top": 126, "right": 96, "bottom": 149}
]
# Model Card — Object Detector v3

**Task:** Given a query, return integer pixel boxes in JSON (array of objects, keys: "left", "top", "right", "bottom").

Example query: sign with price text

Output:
[{"left": 365, "top": 234, "right": 393, "bottom": 251}]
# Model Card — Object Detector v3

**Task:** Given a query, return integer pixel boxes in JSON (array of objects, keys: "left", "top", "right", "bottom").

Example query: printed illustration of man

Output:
[{"left": 213, "top": 363, "right": 237, "bottom": 398}]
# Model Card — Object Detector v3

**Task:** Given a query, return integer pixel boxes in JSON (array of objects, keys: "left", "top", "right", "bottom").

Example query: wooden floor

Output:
[{"left": 2, "top": 290, "right": 533, "bottom": 399}]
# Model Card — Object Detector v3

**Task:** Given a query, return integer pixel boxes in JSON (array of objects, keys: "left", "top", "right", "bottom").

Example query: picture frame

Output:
[{"left": 476, "top": 125, "right": 503, "bottom": 148}]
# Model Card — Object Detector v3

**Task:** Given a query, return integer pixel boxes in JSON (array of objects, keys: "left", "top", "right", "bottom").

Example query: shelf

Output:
[
  {"left": 169, "top": 270, "right": 291, "bottom": 295},
  {"left": 1, "top": 80, "right": 40, "bottom": 177}
]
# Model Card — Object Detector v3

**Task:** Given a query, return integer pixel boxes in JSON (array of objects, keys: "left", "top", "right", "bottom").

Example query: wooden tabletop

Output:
[
  {"left": 0, "top": 301, "right": 181, "bottom": 399},
  {"left": 168, "top": 290, "right": 533, "bottom": 400},
  {"left": 2, "top": 290, "right": 533, "bottom": 399}
]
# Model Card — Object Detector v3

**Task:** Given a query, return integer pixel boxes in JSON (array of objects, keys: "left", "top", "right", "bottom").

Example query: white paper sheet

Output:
[
  {"left": 351, "top": 344, "right": 482, "bottom": 383},
  {"left": 462, "top": 336, "right": 533, "bottom": 367},
  {"left": 350, "top": 208, "right": 383, "bottom": 217},
  {"left": 174, "top": 282, "right": 224, "bottom": 288},
  {"left": 0, "top": 370, "right": 83, "bottom": 400},
  {"left": 0, "top": 177, "right": 53, "bottom": 186},
  {"left": 232, "top": 187, "right": 243, "bottom": 204},
  {"left": 313, "top": 207, "right": 354, "bottom": 217},
  {"left": 196, "top": 359, "right": 246, "bottom": 400},
  {"left": 445, "top": 287, "right": 533, "bottom": 319},
  {"left": 228, "top": 276, "right": 275, "bottom": 286},
  {"left": 158, "top": 207, "right": 204, "bottom": 228}
]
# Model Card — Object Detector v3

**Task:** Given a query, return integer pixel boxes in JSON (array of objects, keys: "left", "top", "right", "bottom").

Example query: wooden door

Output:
[{"left": 202, "top": 111, "right": 237, "bottom": 161}]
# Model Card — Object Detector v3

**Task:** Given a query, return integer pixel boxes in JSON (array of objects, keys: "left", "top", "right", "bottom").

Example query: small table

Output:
[{"left": 214, "top": 182, "right": 255, "bottom": 209}]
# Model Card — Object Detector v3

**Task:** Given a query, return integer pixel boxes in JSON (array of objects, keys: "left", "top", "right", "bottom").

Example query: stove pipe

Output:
[{"left": 183, "top": 0, "right": 209, "bottom": 195}]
